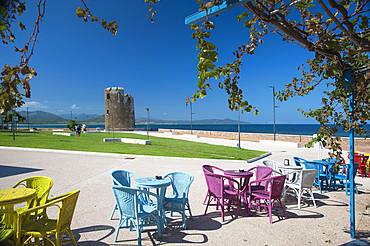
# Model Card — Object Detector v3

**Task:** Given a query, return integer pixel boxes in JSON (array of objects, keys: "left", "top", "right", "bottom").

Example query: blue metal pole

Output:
[
  {"left": 185, "top": 0, "right": 251, "bottom": 25},
  {"left": 344, "top": 69, "right": 355, "bottom": 239}
]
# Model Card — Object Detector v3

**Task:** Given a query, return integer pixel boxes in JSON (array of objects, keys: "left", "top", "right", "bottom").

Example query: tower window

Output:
[
  {"left": 107, "top": 93, "right": 110, "bottom": 99},
  {"left": 106, "top": 110, "right": 109, "bottom": 115}
]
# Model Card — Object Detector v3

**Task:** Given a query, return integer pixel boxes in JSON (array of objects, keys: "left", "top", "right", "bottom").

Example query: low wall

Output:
[{"left": 157, "top": 128, "right": 370, "bottom": 152}]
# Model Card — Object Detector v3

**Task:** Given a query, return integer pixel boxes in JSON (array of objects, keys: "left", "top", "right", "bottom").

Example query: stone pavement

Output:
[{"left": 0, "top": 133, "right": 370, "bottom": 245}]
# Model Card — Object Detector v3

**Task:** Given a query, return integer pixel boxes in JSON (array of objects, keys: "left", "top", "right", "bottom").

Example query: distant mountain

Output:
[
  {"left": 84, "top": 115, "right": 105, "bottom": 124},
  {"left": 17, "top": 110, "right": 249, "bottom": 124},
  {"left": 136, "top": 118, "right": 250, "bottom": 124},
  {"left": 58, "top": 113, "right": 100, "bottom": 121},
  {"left": 19, "top": 110, "right": 67, "bottom": 124}
]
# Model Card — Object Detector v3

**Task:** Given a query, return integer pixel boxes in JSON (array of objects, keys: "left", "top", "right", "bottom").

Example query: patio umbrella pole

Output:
[{"left": 345, "top": 69, "right": 355, "bottom": 239}]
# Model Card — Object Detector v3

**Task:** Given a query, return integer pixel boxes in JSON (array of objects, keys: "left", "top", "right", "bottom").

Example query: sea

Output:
[{"left": 16, "top": 123, "right": 370, "bottom": 138}]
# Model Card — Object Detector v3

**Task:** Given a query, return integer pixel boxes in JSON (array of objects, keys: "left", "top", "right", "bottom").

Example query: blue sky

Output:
[{"left": 1, "top": 0, "right": 329, "bottom": 123}]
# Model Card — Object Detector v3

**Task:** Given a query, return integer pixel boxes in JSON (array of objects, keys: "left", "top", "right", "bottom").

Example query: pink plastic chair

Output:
[
  {"left": 202, "top": 165, "right": 229, "bottom": 204},
  {"left": 248, "top": 166, "right": 273, "bottom": 192},
  {"left": 248, "top": 175, "right": 287, "bottom": 223},
  {"left": 203, "top": 172, "right": 240, "bottom": 221}
]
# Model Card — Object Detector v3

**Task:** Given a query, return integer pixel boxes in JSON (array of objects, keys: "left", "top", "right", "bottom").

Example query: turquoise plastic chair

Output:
[
  {"left": 163, "top": 172, "right": 194, "bottom": 229},
  {"left": 110, "top": 170, "right": 140, "bottom": 219},
  {"left": 112, "top": 185, "right": 161, "bottom": 245},
  {"left": 304, "top": 161, "right": 328, "bottom": 193},
  {"left": 330, "top": 163, "right": 359, "bottom": 196},
  {"left": 293, "top": 157, "right": 307, "bottom": 166}
]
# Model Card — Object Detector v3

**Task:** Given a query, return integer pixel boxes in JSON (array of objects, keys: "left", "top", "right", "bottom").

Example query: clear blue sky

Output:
[{"left": 1, "top": 0, "right": 328, "bottom": 123}]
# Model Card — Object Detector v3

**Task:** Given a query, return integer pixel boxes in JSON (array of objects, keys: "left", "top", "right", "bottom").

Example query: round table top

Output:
[
  {"left": 224, "top": 170, "right": 253, "bottom": 177},
  {"left": 134, "top": 177, "right": 171, "bottom": 189},
  {"left": 0, "top": 188, "right": 36, "bottom": 206}
]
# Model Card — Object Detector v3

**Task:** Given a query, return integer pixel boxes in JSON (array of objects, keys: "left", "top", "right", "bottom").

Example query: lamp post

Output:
[
  {"left": 268, "top": 86, "right": 279, "bottom": 141},
  {"left": 237, "top": 107, "right": 241, "bottom": 149},
  {"left": 145, "top": 108, "right": 150, "bottom": 139},
  {"left": 187, "top": 97, "right": 195, "bottom": 135},
  {"left": 26, "top": 107, "right": 29, "bottom": 131}
]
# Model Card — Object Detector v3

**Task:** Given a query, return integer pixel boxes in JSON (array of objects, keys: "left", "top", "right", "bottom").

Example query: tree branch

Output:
[{"left": 316, "top": 0, "right": 370, "bottom": 50}]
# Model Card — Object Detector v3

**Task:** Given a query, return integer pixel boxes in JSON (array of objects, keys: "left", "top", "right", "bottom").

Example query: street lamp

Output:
[
  {"left": 237, "top": 107, "right": 241, "bottom": 149},
  {"left": 145, "top": 108, "right": 150, "bottom": 139},
  {"left": 268, "top": 86, "right": 279, "bottom": 141},
  {"left": 187, "top": 97, "right": 195, "bottom": 135}
]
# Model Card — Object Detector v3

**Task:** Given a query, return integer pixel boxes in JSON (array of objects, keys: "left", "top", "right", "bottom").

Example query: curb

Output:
[{"left": 247, "top": 152, "right": 272, "bottom": 163}]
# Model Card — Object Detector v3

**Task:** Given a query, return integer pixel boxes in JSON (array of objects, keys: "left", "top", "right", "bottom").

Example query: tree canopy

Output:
[
  {"left": 190, "top": 0, "right": 369, "bottom": 154},
  {"left": 1, "top": 0, "right": 369, "bottom": 155}
]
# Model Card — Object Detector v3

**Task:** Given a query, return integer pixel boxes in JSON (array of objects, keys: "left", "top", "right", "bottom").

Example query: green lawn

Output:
[{"left": 0, "top": 130, "right": 266, "bottom": 160}]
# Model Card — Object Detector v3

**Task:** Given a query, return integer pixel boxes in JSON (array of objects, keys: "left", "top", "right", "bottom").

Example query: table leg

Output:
[{"left": 157, "top": 187, "right": 168, "bottom": 233}]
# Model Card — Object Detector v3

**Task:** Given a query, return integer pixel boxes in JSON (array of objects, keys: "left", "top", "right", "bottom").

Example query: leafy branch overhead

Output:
[
  {"left": 189, "top": 0, "right": 369, "bottom": 158},
  {"left": 0, "top": 0, "right": 118, "bottom": 112}
]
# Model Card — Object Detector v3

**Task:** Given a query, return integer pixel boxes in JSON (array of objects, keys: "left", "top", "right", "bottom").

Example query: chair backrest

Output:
[
  {"left": 164, "top": 172, "right": 194, "bottom": 198},
  {"left": 13, "top": 176, "right": 54, "bottom": 207},
  {"left": 204, "top": 173, "right": 238, "bottom": 198},
  {"left": 112, "top": 185, "right": 158, "bottom": 218},
  {"left": 293, "top": 157, "right": 307, "bottom": 166},
  {"left": 112, "top": 185, "right": 137, "bottom": 218},
  {"left": 300, "top": 169, "right": 318, "bottom": 188},
  {"left": 262, "top": 160, "right": 278, "bottom": 171},
  {"left": 270, "top": 175, "right": 286, "bottom": 199},
  {"left": 342, "top": 163, "right": 360, "bottom": 179},
  {"left": 248, "top": 166, "right": 273, "bottom": 180},
  {"left": 202, "top": 165, "right": 225, "bottom": 175},
  {"left": 349, "top": 153, "right": 363, "bottom": 165},
  {"left": 57, "top": 190, "right": 80, "bottom": 232},
  {"left": 304, "top": 161, "right": 324, "bottom": 175},
  {"left": 111, "top": 170, "right": 140, "bottom": 187},
  {"left": 361, "top": 156, "right": 369, "bottom": 166}
]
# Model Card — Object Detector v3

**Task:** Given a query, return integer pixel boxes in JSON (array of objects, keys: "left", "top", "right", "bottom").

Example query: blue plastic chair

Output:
[
  {"left": 303, "top": 161, "right": 328, "bottom": 193},
  {"left": 293, "top": 157, "right": 307, "bottom": 166},
  {"left": 112, "top": 185, "right": 161, "bottom": 245},
  {"left": 163, "top": 172, "right": 194, "bottom": 229},
  {"left": 110, "top": 170, "right": 140, "bottom": 219},
  {"left": 330, "top": 163, "right": 359, "bottom": 196}
]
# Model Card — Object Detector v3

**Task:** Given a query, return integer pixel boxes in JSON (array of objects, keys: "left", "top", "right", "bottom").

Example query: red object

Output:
[
  {"left": 347, "top": 153, "right": 368, "bottom": 177},
  {"left": 359, "top": 156, "right": 369, "bottom": 178}
]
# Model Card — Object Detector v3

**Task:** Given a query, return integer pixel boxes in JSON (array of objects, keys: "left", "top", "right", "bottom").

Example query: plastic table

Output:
[
  {"left": 224, "top": 170, "right": 253, "bottom": 211},
  {"left": 134, "top": 177, "right": 171, "bottom": 231},
  {"left": 0, "top": 188, "right": 36, "bottom": 245}
]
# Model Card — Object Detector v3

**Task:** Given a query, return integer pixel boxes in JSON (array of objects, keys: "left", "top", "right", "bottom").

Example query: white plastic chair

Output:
[
  {"left": 262, "top": 160, "right": 281, "bottom": 176},
  {"left": 283, "top": 169, "right": 318, "bottom": 209}
]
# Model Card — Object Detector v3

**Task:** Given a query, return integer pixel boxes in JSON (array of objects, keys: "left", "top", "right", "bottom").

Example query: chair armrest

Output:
[
  {"left": 223, "top": 176, "right": 240, "bottom": 191},
  {"left": 17, "top": 199, "right": 60, "bottom": 217}
]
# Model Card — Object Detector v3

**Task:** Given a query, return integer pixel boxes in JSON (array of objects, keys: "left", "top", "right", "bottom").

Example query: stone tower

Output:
[{"left": 104, "top": 87, "right": 135, "bottom": 130}]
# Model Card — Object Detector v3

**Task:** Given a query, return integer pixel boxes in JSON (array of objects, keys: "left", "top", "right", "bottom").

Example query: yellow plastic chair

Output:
[
  {"left": 18, "top": 190, "right": 80, "bottom": 246},
  {"left": 0, "top": 209, "right": 16, "bottom": 245},
  {"left": 13, "top": 176, "right": 54, "bottom": 219}
]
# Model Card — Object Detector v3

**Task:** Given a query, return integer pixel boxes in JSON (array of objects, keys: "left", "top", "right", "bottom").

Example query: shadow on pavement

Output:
[
  {"left": 72, "top": 225, "right": 115, "bottom": 245},
  {"left": 0, "top": 165, "right": 43, "bottom": 178}
]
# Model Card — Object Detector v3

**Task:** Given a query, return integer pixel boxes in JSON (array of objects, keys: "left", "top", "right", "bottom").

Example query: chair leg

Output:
[
  {"left": 186, "top": 202, "right": 193, "bottom": 220},
  {"left": 298, "top": 188, "right": 302, "bottom": 209},
  {"left": 203, "top": 191, "right": 209, "bottom": 205},
  {"left": 278, "top": 199, "right": 287, "bottom": 219},
  {"left": 182, "top": 209, "right": 186, "bottom": 229},
  {"left": 110, "top": 203, "right": 117, "bottom": 220},
  {"left": 268, "top": 200, "right": 273, "bottom": 224},
  {"left": 66, "top": 229, "right": 78, "bottom": 246},
  {"left": 308, "top": 189, "right": 317, "bottom": 208}
]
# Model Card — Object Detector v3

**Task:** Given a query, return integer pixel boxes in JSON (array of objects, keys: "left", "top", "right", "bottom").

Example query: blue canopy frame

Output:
[{"left": 185, "top": 0, "right": 251, "bottom": 25}]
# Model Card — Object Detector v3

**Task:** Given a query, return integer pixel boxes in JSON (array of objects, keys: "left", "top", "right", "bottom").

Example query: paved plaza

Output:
[{"left": 1, "top": 134, "right": 370, "bottom": 245}]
